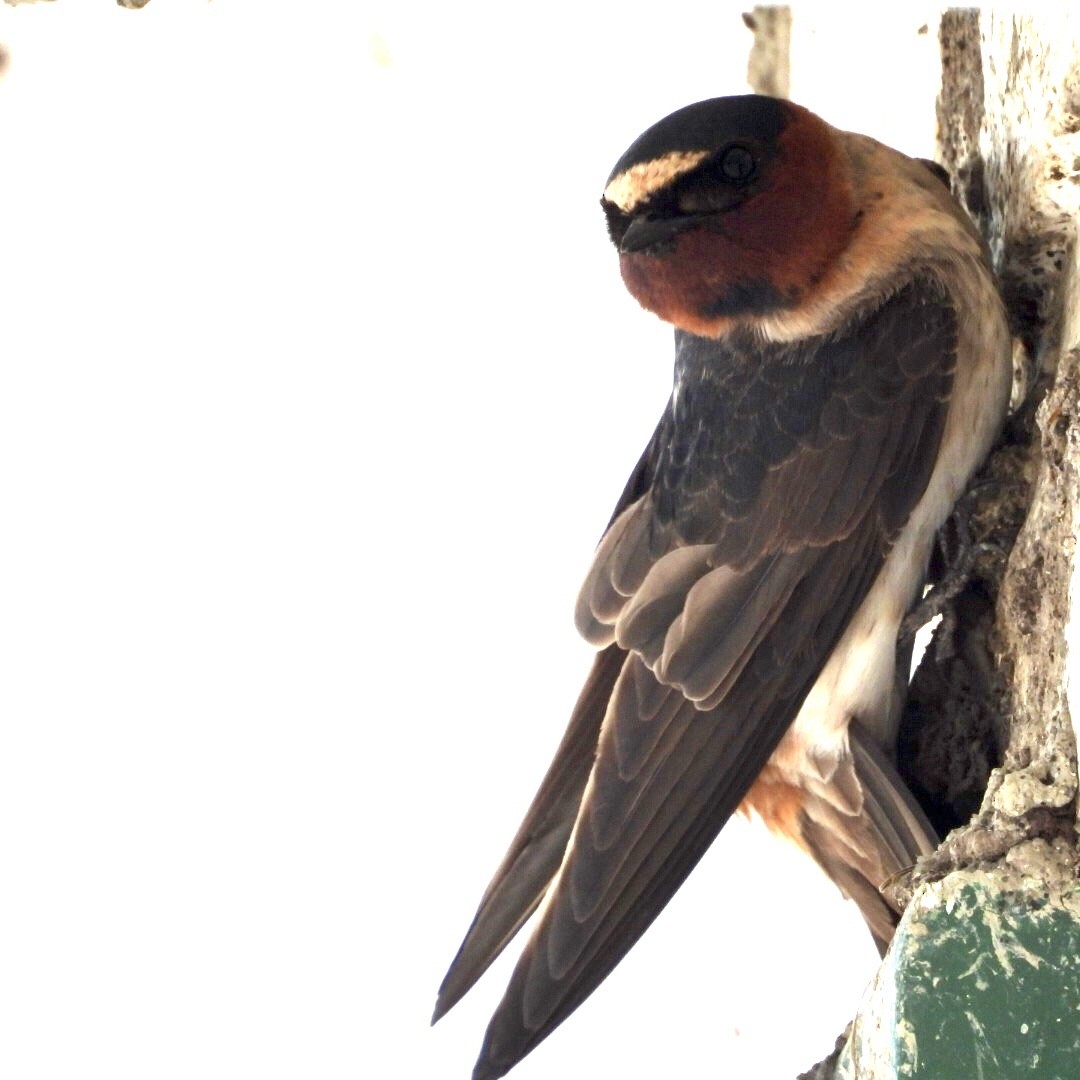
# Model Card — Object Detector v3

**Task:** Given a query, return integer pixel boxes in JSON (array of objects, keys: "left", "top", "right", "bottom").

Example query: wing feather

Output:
[
  {"left": 447, "top": 278, "right": 960, "bottom": 1078},
  {"left": 431, "top": 645, "right": 624, "bottom": 1022}
]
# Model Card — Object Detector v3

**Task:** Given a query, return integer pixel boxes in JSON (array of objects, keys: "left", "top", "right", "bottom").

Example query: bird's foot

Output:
[{"left": 899, "top": 483, "right": 1007, "bottom": 658}]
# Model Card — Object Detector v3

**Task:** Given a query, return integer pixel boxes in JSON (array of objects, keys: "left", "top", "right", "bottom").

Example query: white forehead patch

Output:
[{"left": 603, "top": 150, "right": 711, "bottom": 214}]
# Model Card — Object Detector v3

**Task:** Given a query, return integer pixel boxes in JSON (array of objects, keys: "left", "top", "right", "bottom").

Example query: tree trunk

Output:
[{"left": 794, "top": 9, "right": 1080, "bottom": 1077}]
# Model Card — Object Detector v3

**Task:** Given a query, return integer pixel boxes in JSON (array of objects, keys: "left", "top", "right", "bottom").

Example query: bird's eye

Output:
[
  {"left": 719, "top": 145, "right": 755, "bottom": 183},
  {"left": 672, "top": 144, "right": 758, "bottom": 215}
]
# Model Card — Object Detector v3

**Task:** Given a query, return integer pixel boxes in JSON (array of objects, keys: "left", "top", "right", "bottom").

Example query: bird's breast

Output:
[{"left": 619, "top": 227, "right": 796, "bottom": 335}]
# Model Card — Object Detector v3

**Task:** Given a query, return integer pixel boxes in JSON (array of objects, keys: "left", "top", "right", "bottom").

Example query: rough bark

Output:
[
  {"left": 901, "top": 7, "right": 1080, "bottom": 900},
  {"left": 810, "top": 9, "right": 1080, "bottom": 1078},
  {"left": 745, "top": 5, "right": 792, "bottom": 100}
]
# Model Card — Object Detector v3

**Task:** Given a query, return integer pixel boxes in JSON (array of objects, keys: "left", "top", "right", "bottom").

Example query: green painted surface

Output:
[{"left": 838, "top": 875, "right": 1080, "bottom": 1078}]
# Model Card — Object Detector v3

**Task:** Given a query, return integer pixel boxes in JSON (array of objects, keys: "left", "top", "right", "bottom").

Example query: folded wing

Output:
[{"left": 439, "top": 278, "right": 958, "bottom": 1079}]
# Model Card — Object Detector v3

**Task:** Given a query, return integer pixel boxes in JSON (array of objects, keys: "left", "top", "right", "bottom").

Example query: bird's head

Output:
[{"left": 602, "top": 95, "right": 857, "bottom": 337}]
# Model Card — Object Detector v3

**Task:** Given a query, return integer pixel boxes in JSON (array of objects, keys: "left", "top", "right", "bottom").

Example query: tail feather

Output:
[{"left": 799, "top": 721, "right": 937, "bottom": 953}]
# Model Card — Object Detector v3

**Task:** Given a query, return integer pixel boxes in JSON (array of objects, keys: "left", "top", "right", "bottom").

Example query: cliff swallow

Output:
[{"left": 433, "top": 95, "right": 1012, "bottom": 1079}]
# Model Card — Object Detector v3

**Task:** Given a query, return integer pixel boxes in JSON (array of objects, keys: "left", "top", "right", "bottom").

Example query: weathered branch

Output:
[{"left": 826, "top": 10, "right": 1080, "bottom": 1077}]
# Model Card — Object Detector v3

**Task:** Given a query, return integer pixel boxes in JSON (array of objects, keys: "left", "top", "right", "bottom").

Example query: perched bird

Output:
[{"left": 433, "top": 95, "right": 1012, "bottom": 1079}]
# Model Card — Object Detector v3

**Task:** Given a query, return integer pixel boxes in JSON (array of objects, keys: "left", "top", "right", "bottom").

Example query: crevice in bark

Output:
[
  {"left": 900, "top": 12, "right": 1080, "bottom": 906},
  {"left": 800, "top": 10, "right": 1080, "bottom": 1077}
]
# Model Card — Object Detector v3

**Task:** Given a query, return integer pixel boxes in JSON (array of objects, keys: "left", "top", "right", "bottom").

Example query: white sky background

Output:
[{"left": 0, "top": 3, "right": 942, "bottom": 1078}]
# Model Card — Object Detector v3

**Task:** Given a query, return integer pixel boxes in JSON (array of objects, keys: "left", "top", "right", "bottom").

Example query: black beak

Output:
[{"left": 618, "top": 212, "right": 708, "bottom": 255}]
